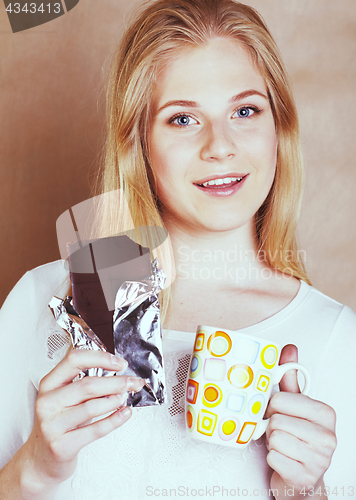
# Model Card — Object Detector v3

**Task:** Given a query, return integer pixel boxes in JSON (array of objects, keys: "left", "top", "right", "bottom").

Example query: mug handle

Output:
[{"left": 253, "top": 362, "right": 310, "bottom": 441}]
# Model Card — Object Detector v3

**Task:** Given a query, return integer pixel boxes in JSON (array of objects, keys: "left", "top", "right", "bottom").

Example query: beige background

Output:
[{"left": 0, "top": 0, "right": 355, "bottom": 309}]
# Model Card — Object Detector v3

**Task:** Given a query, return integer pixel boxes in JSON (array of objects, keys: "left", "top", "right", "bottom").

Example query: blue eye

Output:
[
  {"left": 169, "top": 113, "right": 198, "bottom": 127},
  {"left": 176, "top": 115, "right": 191, "bottom": 126},
  {"left": 236, "top": 107, "right": 255, "bottom": 118}
]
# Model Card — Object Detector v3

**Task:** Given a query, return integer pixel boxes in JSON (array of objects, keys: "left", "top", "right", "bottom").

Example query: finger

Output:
[
  {"left": 58, "top": 394, "right": 128, "bottom": 433},
  {"left": 279, "top": 344, "right": 300, "bottom": 393},
  {"left": 54, "top": 406, "right": 133, "bottom": 460},
  {"left": 49, "top": 374, "right": 145, "bottom": 407},
  {"left": 266, "top": 449, "right": 306, "bottom": 489},
  {"left": 268, "top": 429, "right": 324, "bottom": 466},
  {"left": 265, "top": 413, "right": 337, "bottom": 457},
  {"left": 40, "top": 349, "right": 128, "bottom": 392},
  {"left": 264, "top": 392, "right": 336, "bottom": 431}
]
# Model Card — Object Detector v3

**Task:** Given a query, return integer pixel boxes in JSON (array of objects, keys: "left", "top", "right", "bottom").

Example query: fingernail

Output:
[
  {"left": 121, "top": 359, "right": 128, "bottom": 370},
  {"left": 111, "top": 355, "right": 128, "bottom": 370},
  {"left": 127, "top": 377, "right": 145, "bottom": 392}
]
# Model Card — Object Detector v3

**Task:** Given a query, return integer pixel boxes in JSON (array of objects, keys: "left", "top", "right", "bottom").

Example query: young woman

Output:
[{"left": 0, "top": 1, "right": 355, "bottom": 499}]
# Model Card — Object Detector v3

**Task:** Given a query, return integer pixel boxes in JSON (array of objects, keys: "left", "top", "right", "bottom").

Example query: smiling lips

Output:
[{"left": 195, "top": 173, "right": 248, "bottom": 189}]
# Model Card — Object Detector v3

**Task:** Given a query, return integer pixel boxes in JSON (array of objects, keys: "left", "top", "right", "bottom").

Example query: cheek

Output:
[
  {"left": 148, "top": 142, "right": 180, "bottom": 207},
  {"left": 246, "top": 126, "right": 277, "bottom": 175},
  {"left": 149, "top": 131, "right": 191, "bottom": 192},
  {"left": 258, "top": 131, "right": 278, "bottom": 201},
  {"left": 148, "top": 132, "right": 169, "bottom": 186}
]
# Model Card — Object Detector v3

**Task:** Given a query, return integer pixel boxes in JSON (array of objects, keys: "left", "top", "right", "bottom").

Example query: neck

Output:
[{"left": 163, "top": 214, "right": 273, "bottom": 292}]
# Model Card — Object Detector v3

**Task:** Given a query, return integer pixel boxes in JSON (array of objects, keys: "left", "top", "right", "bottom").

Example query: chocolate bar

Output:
[{"left": 67, "top": 235, "right": 151, "bottom": 353}]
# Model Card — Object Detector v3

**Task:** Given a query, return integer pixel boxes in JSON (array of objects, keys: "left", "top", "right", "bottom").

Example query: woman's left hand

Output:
[{"left": 265, "top": 345, "right": 337, "bottom": 499}]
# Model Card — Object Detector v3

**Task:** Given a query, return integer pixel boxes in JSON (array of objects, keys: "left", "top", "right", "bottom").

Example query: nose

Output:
[{"left": 200, "top": 122, "right": 237, "bottom": 162}]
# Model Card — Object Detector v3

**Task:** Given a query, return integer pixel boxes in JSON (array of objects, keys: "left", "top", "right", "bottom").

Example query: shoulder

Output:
[
  {"left": 2, "top": 259, "right": 69, "bottom": 303},
  {"left": 0, "top": 260, "right": 70, "bottom": 368},
  {"left": 26, "top": 259, "right": 70, "bottom": 296},
  {"left": 308, "top": 283, "right": 356, "bottom": 334},
  {"left": 299, "top": 280, "right": 350, "bottom": 326},
  {"left": 26, "top": 259, "right": 70, "bottom": 316},
  {"left": 326, "top": 303, "right": 356, "bottom": 339},
  {"left": 308, "top": 286, "right": 356, "bottom": 382},
  {"left": 288, "top": 281, "right": 355, "bottom": 365},
  {"left": 1, "top": 260, "right": 68, "bottom": 321}
]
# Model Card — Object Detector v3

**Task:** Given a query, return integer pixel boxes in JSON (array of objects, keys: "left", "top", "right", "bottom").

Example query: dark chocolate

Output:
[{"left": 67, "top": 235, "right": 151, "bottom": 353}]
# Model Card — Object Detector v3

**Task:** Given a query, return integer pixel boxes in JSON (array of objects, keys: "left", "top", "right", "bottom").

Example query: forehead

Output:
[{"left": 152, "top": 37, "right": 266, "bottom": 109}]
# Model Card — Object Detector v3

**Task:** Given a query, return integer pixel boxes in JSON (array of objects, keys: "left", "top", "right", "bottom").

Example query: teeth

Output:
[{"left": 202, "top": 176, "right": 243, "bottom": 187}]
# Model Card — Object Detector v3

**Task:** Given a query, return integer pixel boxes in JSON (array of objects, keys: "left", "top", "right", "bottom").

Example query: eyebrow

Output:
[{"left": 156, "top": 89, "right": 268, "bottom": 114}]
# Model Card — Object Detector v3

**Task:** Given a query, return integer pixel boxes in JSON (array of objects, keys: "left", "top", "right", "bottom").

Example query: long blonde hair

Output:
[{"left": 70, "top": 0, "right": 311, "bottom": 325}]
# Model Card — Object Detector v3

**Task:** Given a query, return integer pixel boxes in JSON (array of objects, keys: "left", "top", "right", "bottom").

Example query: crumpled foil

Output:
[
  {"left": 48, "top": 258, "right": 166, "bottom": 406},
  {"left": 48, "top": 296, "right": 116, "bottom": 379},
  {"left": 113, "top": 258, "right": 167, "bottom": 406}
]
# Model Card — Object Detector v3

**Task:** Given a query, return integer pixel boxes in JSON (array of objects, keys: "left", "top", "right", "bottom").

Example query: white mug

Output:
[{"left": 185, "top": 325, "right": 310, "bottom": 448}]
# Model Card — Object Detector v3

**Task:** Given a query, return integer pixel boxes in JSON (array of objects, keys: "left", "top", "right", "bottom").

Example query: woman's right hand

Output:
[{"left": 21, "top": 348, "right": 145, "bottom": 497}]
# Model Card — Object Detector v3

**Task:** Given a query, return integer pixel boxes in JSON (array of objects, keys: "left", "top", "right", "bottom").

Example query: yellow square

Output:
[
  {"left": 197, "top": 410, "right": 217, "bottom": 436},
  {"left": 256, "top": 374, "right": 270, "bottom": 393},
  {"left": 236, "top": 422, "right": 256, "bottom": 444}
]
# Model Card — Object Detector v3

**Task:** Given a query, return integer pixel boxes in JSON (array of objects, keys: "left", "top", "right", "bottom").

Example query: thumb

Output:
[{"left": 278, "top": 344, "right": 300, "bottom": 393}]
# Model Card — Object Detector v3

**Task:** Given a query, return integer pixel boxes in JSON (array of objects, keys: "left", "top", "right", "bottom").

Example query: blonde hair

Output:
[{"left": 69, "top": 0, "right": 311, "bottom": 326}]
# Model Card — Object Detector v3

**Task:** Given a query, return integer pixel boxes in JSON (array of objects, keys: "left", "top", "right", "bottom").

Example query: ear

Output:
[{"left": 278, "top": 344, "right": 300, "bottom": 393}]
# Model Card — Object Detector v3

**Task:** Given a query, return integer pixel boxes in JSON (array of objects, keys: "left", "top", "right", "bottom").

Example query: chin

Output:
[{"left": 192, "top": 216, "right": 249, "bottom": 233}]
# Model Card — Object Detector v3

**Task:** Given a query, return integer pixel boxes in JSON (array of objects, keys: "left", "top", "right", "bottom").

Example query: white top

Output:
[{"left": 0, "top": 260, "right": 355, "bottom": 499}]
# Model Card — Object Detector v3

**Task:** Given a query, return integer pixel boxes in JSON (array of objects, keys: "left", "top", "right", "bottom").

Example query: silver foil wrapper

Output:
[
  {"left": 48, "top": 258, "right": 166, "bottom": 406},
  {"left": 48, "top": 296, "right": 116, "bottom": 379},
  {"left": 113, "top": 257, "right": 167, "bottom": 406}
]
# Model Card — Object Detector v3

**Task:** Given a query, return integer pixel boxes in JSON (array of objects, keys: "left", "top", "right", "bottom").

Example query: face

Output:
[{"left": 148, "top": 37, "right": 277, "bottom": 234}]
